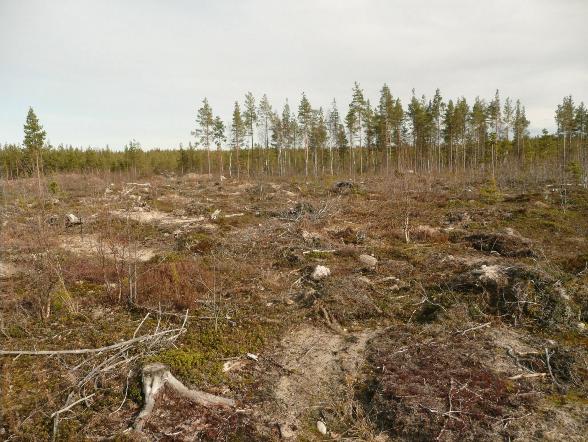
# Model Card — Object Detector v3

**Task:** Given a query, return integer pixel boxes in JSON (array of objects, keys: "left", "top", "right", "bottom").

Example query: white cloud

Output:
[{"left": 0, "top": 0, "right": 586, "bottom": 147}]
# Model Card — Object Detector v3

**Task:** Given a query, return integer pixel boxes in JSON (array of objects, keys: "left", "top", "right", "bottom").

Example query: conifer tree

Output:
[
  {"left": 349, "top": 82, "right": 366, "bottom": 174},
  {"left": 258, "top": 94, "right": 273, "bottom": 173},
  {"left": 213, "top": 116, "right": 226, "bottom": 177},
  {"left": 503, "top": 97, "right": 514, "bottom": 142},
  {"left": 298, "top": 92, "right": 313, "bottom": 177},
  {"left": 327, "top": 99, "right": 341, "bottom": 175},
  {"left": 488, "top": 90, "right": 502, "bottom": 176},
  {"left": 310, "top": 108, "right": 327, "bottom": 176},
  {"left": 193, "top": 98, "right": 214, "bottom": 175},
  {"left": 23, "top": 107, "right": 46, "bottom": 197},
  {"left": 243, "top": 92, "right": 257, "bottom": 174},
  {"left": 430, "top": 89, "right": 444, "bottom": 170},
  {"left": 470, "top": 97, "right": 487, "bottom": 165},
  {"left": 377, "top": 85, "right": 394, "bottom": 159},
  {"left": 231, "top": 102, "right": 245, "bottom": 179}
]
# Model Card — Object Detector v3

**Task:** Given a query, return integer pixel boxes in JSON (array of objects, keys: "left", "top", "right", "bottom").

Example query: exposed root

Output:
[{"left": 134, "top": 363, "right": 236, "bottom": 431}]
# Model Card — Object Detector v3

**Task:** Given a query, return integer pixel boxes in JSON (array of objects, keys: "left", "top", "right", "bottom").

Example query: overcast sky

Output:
[{"left": 1, "top": 0, "right": 587, "bottom": 149}]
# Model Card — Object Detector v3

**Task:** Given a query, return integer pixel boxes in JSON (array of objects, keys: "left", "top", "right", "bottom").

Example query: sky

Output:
[{"left": 0, "top": 0, "right": 587, "bottom": 149}]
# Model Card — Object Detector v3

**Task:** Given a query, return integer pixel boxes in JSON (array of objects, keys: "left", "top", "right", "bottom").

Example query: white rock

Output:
[
  {"left": 316, "top": 420, "right": 327, "bottom": 435},
  {"left": 578, "top": 322, "right": 586, "bottom": 331},
  {"left": 246, "top": 353, "right": 259, "bottom": 361},
  {"left": 222, "top": 359, "right": 247, "bottom": 372},
  {"left": 359, "top": 254, "right": 378, "bottom": 269},
  {"left": 65, "top": 213, "right": 82, "bottom": 226},
  {"left": 475, "top": 264, "right": 507, "bottom": 286},
  {"left": 311, "top": 265, "right": 331, "bottom": 281},
  {"left": 279, "top": 423, "right": 295, "bottom": 439}
]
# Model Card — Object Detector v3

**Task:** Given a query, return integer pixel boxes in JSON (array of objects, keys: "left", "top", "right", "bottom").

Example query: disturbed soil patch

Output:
[
  {"left": 260, "top": 325, "right": 379, "bottom": 439},
  {"left": 59, "top": 233, "right": 158, "bottom": 262}
]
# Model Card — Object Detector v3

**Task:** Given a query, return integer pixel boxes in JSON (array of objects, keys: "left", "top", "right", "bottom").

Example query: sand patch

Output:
[
  {"left": 0, "top": 261, "right": 20, "bottom": 279},
  {"left": 111, "top": 208, "right": 205, "bottom": 226},
  {"left": 59, "top": 234, "right": 157, "bottom": 262},
  {"left": 265, "top": 325, "right": 378, "bottom": 431}
]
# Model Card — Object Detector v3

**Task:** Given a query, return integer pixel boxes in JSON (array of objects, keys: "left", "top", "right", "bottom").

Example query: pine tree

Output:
[
  {"left": 430, "top": 89, "right": 444, "bottom": 170},
  {"left": 193, "top": 98, "right": 214, "bottom": 175},
  {"left": 231, "top": 102, "right": 245, "bottom": 179},
  {"left": 270, "top": 112, "right": 285, "bottom": 175},
  {"left": 555, "top": 95, "right": 576, "bottom": 170},
  {"left": 488, "top": 90, "right": 502, "bottom": 176},
  {"left": 258, "top": 94, "right": 272, "bottom": 150},
  {"left": 309, "top": 108, "right": 327, "bottom": 176},
  {"left": 327, "top": 99, "right": 341, "bottom": 175},
  {"left": 243, "top": 92, "right": 257, "bottom": 175},
  {"left": 378, "top": 84, "right": 395, "bottom": 171},
  {"left": 298, "top": 92, "right": 313, "bottom": 177},
  {"left": 470, "top": 97, "right": 487, "bottom": 166},
  {"left": 442, "top": 100, "right": 456, "bottom": 170},
  {"left": 281, "top": 101, "right": 293, "bottom": 150},
  {"left": 23, "top": 107, "right": 47, "bottom": 197},
  {"left": 124, "top": 139, "right": 142, "bottom": 177},
  {"left": 503, "top": 97, "right": 514, "bottom": 142},
  {"left": 213, "top": 116, "right": 226, "bottom": 177},
  {"left": 453, "top": 98, "right": 469, "bottom": 170},
  {"left": 258, "top": 94, "right": 273, "bottom": 173},
  {"left": 349, "top": 82, "right": 366, "bottom": 174}
]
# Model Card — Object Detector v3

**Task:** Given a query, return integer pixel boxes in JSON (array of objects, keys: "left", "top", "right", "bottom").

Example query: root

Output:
[{"left": 134, "top": 363, "right": 236, "bottom": 431}]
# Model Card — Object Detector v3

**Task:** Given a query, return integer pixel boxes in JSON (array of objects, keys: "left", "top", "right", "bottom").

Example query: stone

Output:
[
  {"left": 316, "top": 420, "right": 327, "bottom": 435},
  {"left": 311, "top": 265, "right": 331, "bottom": 281},
  {"left": 332, "top": 180, "right": 355, "bottom": 193},
  {"left": 65, "top": 213, "right": 82, "bottom": 226},
  {"left": 359, "top": 254, "right": 378, "bottom": 269},
  {"left": 279, "top": 423, "right": 296, "bottom": 439}
]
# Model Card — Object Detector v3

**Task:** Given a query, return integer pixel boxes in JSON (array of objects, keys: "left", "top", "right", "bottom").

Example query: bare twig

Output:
[
  {"left": 51, "top": 393, "right": 96, "bottom": 418},
  {"left": 455, "top": 322, "right": 491, "bottom": 335},
  {"left": 0, "top": 328, "right": 183, "bottom": 356}
]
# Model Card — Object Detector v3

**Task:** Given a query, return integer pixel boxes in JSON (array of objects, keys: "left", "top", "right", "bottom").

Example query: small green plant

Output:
[
  {"left": 48, "top": 180, "right": 59, "bottom": 195},
  {"left": 480, "top": 177, "right": 502, "bottom": 203},
  {"left": 566, "top": 161, "right": 584, "bottom": 186}
]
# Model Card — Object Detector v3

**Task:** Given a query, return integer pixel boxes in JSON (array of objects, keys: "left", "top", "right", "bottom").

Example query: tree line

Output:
[{"left": 1, "top": 85, "right": 587, "bottom": 181}]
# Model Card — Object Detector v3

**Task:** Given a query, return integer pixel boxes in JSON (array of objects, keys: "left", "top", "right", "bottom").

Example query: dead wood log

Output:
[{"left": 134, "top": 362, "right": 236, "bottom": 431}]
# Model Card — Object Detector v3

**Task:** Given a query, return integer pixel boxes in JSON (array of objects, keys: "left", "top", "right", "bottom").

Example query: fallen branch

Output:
[
  {"left": 455, "top": 322, "right": 491, "bottom": 335},
  {"left": 545, "top": 347, "right": 563, "bottom": 390},
  {"left": 0, "top": 328, "right": 183, "bottom": 356},
  {"left": 508, "top": 372, "right": 547, "bottom": 380},
  {"left": 51, "top": 393, "right": 96, "bottom": 418},
  {"left": 134, "top": 363, "right": 236, "bottom": 431}
]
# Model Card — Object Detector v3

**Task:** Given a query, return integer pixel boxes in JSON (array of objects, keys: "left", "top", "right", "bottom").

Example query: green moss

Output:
[
  {"left": 305, "top": 250, "right": 333, "bottom": 260},
  {"left": 149, "top": 348, "right": 225, "bottom": 385},
  {"left": 546, "top": 390, "right": 588, "bottom": 407},
  {"left": 148, "top": 321, "right": 281, "bottom": 388}
]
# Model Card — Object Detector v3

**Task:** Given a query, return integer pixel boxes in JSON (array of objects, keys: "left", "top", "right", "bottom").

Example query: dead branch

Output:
[
  {"left": 508, "top": 373, "right": 547, "bottom": 380},
  {"left": 50, "top": 393, "right": 95, "bottom": 418},
  {"left": 455, "top": 322, "right": 492, "bottom": 335},
  {"left": 0, "top": 327, "right": 183, "bottom": 356}
]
